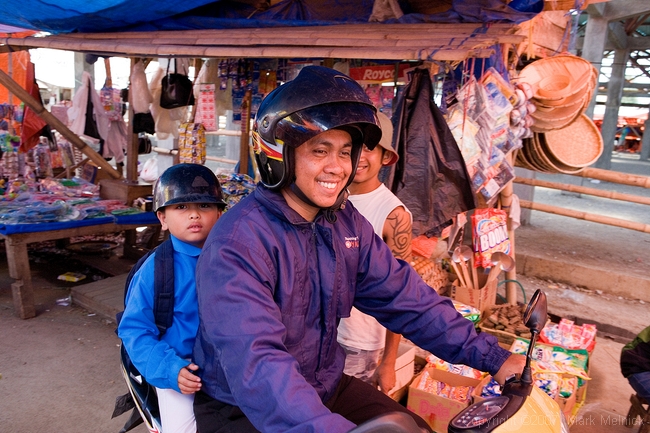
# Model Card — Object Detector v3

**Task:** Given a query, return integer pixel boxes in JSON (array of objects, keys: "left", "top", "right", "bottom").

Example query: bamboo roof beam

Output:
[{"left": 1, "top": 37, "right": 498, "bottom": 61}]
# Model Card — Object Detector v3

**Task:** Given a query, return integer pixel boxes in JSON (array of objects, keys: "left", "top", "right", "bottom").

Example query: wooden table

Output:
[{"left": 0, "top": 218, "right": 159, "bottom": 319}]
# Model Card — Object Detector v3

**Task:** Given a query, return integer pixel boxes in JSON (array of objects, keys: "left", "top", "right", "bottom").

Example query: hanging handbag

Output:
[
  {"left": 160, "top": 59, "right": 195, "bottom": 109},
  {"left": 84, "top": 82, "right": 101, "bottom": 139},
  {"left": 133, "top": 111, "right": 156, "bottom": 134},
  {"left": 138, "top": 136, "right": 152, "bottom": 155}
]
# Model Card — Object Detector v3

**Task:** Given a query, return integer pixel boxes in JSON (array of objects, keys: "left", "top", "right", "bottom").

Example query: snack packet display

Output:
[
  {"left": 510, "top": 338, "right": 590, "bottom": 380},
  {"left": 540, "top": 319, "right": 597, "bottom": 352},
  {"left": 451, "top": 300, "right": 481, "bottom": 324},
  {"left": 534, "top": 372, "right": 560, "bottom": 399},
  {"left": 471, "top": 208, "right": 511, "bottom": 268},
  {"left": 415, "top": 370, "right": 474, "bottom": 404},
  {"left": 425, "top": 354, "right": 486, "bottom": 380},
  {"left": 480, "top": 377, "right": 502, "bottom": 398}
]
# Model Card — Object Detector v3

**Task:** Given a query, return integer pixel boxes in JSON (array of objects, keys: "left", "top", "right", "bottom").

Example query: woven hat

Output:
[
  {"left": 518, "top": 55, "right": 598, "bottom": 133},
  {"left": 376, "top": 112, "right": 399, "bottom": 166}
]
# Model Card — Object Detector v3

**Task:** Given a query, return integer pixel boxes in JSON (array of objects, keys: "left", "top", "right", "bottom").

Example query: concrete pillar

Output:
[
  {"left": 640, "top": 102, "right": 650, "bottom": 161},
  {"left": 596, "top": 48, "right": 629, "bottom": 170},
  {"left": 581, "top": 16, "right": 608, "bottom": 119},
  {"left": 73, "top": 52, "right": 94, "bottom": 95}
]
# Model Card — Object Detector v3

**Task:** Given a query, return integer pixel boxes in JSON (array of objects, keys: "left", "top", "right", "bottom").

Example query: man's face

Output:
[{"left": 291, "top": 128, "right": 353, "bottom": 210}]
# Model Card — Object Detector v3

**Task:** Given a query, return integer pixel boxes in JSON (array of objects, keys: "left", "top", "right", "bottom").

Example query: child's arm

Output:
[
  {"left": 118, "top": 259, "right": 191, "bottom": 393},
  {"left": 178, "top": 362, "right": 202, "bottom": 394}
]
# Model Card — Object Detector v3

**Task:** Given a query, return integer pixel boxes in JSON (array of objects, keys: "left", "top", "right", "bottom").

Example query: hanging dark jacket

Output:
[{"left": 387, "top": 67, "right": 475, "bottom": 238}]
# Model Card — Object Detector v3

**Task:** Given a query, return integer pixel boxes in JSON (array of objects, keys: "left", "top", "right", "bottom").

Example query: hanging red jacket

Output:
[{"left": 20, "top": 62, "right": 46, "bottom": 153}]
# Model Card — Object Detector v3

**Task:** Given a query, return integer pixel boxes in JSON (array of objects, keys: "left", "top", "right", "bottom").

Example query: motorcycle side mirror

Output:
[
  {"left": 520, "top": 289, "right": 547, "bottom": 386},
  {"left": 523, "top": 289, "right": 547, "bottom": 333}
]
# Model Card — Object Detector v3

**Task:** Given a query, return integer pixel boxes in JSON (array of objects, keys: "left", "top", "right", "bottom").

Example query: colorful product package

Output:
[{"left": 472, "top": 208, "right": 511, "bottom": 268}]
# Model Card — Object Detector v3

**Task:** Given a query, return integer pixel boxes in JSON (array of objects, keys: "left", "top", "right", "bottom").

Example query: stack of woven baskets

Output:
[{"left": 514, "top": 54, "right": 603, "bottom": 173}]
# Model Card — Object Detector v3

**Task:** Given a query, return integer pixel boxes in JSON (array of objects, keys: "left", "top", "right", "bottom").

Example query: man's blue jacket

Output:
[{"left": 194, "top": 185, "right": 510, "bottom": 432}]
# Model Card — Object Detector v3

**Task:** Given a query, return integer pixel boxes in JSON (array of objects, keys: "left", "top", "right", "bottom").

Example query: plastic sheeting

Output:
[
  {"left": 386, "top": 68, "right": 476, "bottom": 238},
  {"left": 0, "top": 0, "right": 543, "bottom": 34}
]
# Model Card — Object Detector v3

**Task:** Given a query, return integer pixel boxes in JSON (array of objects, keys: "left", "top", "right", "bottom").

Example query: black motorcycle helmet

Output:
[
  {"left": 153, "top": 163, "right": 226, "bottom": 212},
  {"left": 252, "top": 66, "right": 382, "bottom": 209}
]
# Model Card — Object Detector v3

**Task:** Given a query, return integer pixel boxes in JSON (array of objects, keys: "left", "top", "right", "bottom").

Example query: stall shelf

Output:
[{"left": 1, "top": 212, "right": 159, "bottom": 319}]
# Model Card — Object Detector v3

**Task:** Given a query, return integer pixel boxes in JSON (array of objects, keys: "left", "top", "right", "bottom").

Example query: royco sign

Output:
[{"left": 349, "top": 64, "right": 411, "bottom": 83}]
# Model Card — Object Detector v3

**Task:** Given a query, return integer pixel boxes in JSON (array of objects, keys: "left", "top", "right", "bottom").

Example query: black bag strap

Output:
[
  {"left": 153, "top": 238, "right": 175, "bottom": 335},
  {"left": 117, "top": 238, "right": 174, "bottom": 337}
]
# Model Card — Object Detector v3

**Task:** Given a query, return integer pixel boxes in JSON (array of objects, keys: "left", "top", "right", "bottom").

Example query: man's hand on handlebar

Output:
[{"left": 493, "top": 354, "right": 526, "bottom": 385}]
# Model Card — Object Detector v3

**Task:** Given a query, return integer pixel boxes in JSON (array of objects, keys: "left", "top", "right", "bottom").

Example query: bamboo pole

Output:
[
  {"left": 499, "top": 151, "right": 518, "bottom": 305},
  {"left": 55, "top": 23, "right": 521, "bottom": 40},
  {"left": 514, "top": 176, "right": 650, "bottom": 206},
  {"left": 519, "top": 199, "right": 650, "bottom": 233},
  {"left": 239, "top": 89, "right": 252, "bottom": 175},
  {"left": 152, "top": 147, "right": 238, "bottom": 165},
  {"left": 126, "top": 58, "right": 138, "bottom": 182},
  {"left": 0, "top": 69, "right": 122, "bottom": 179},
  {"left": 2, "top": 37, "right": 496, "bottom": 61},
  {"left": 579, "top": 167, "right": 650, "bottom": 189},
  {"left": 134, "top": 35, "right": 507, "bottom": 48}
]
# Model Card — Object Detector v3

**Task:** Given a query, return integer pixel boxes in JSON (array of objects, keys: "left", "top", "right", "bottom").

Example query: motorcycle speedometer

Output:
[{"left": 449, "top": 396, "right": 510, "bottom": 429}]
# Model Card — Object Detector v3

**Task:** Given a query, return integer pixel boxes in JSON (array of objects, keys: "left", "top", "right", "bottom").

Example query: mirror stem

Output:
[{"left": 521, "top": 330, "right": 539, "bottom": 385}]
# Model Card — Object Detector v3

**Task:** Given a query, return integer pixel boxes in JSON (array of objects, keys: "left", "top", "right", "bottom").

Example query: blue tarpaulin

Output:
[{"left": 0, "top": 0, "right": 543, "bottom": 34}]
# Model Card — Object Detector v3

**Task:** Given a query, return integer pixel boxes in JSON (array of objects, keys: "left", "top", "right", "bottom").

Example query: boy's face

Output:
[
  {"left": 156, "top": 202, "right": 222, "bottom": 248},
  {"left": 350, "top": 145, "right": 391, "bottom": 193},
  {"left": 286, "top": 129, "right": 353, "bottom": 220}
]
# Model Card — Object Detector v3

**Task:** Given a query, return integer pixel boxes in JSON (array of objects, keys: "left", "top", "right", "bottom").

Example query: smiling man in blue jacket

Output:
[{"left": 192, "top": 66, "right": 525, "bottom": 433}]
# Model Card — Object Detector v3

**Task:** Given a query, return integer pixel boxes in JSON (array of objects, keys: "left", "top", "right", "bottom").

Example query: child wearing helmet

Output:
[
  {"left": 118, "top": 163, "right": 226, "bottom": 433},
  {"left": 337, "top": 112, "right": 412, "bottom": 394},
  {"left": 193, "top": 66, "right": 525, "bottom": 433}
]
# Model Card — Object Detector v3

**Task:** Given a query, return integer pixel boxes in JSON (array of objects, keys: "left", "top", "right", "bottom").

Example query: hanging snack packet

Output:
[{"left": 472, "top": 208, "right": 511, "bottom": 268}]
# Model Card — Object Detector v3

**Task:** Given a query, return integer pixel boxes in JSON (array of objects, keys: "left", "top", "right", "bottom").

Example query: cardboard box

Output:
[
  {"left": 450, "top": 277, "right": 497, "bottom": 312},
  {"left": 388, "top": 342, "right": 417, "bottom": 401},
  {"left": 407, "top": 366, "right": 481, "bottom": 433}
]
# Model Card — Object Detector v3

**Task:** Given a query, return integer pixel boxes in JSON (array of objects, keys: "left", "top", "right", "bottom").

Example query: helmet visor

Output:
[{"left": 275, "top": 102, "right": 381, "bottom": 151}]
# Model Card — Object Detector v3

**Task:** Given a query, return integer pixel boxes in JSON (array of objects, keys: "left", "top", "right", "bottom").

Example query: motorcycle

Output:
[
  {"left": 448, "top": 289, "right": 571, "bottom": 433},
  {"left": 112, "top": 344, "right": 162, "bottom": 433}
]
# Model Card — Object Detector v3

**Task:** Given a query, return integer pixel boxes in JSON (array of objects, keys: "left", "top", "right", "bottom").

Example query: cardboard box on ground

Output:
[
  {"left": 387, "top": 342, "right": 417, "bottom": 402},
  {"left": 407, "top": 366, "right": 482, "bottom": 433}
]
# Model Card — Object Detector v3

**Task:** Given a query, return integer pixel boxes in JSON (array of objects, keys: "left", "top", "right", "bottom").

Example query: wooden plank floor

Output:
[{"left": 71, "top": 273, "right": 127, "bottom": 322}]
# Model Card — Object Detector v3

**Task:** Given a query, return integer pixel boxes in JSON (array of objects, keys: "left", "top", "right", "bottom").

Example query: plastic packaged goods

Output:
[
  {"left": 425, "top": 354, "right": 485, "bottom": 380},
  {"left": 471, "top": 208, "right": 511, "bottom": 269},
  {"left": 540, "top": 319, "right": 597, "bottom": 351},
  {"left": 415, "top": 370, "right": 474, "bottom": 403}
]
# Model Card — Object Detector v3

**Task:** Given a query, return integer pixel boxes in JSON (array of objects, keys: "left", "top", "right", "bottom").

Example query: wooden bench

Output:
[{"left": 626, "top": 393, "right": 650, "bottom": 433}]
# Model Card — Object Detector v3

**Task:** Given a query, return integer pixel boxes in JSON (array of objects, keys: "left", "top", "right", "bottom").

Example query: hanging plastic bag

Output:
[
  {"left": 130, "top": 61, "right": 153, "bottom": 114},
  {"left": 140, "top": 156, "right": 159, "bottom": 182}
]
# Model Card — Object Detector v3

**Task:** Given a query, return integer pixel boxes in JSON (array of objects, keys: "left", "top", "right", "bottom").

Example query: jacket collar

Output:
[{"left": 255, "top": 184, "right": 323, "bottom": 226}]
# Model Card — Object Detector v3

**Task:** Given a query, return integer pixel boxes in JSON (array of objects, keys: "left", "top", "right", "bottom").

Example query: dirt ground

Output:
[{"left": 0, "top": 244, "right": 149, "bottom": 433}]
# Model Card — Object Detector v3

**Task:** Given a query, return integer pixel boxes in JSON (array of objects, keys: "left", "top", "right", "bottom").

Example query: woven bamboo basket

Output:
[
  {"left": 537, "top": 133, "right": 586, "bottom": 174},
  {"left": 516, "top": 54, "right": 597, "bottom": 110},
  {"left": 543, "top": 114, "right": 603, "bottom": 168}
]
